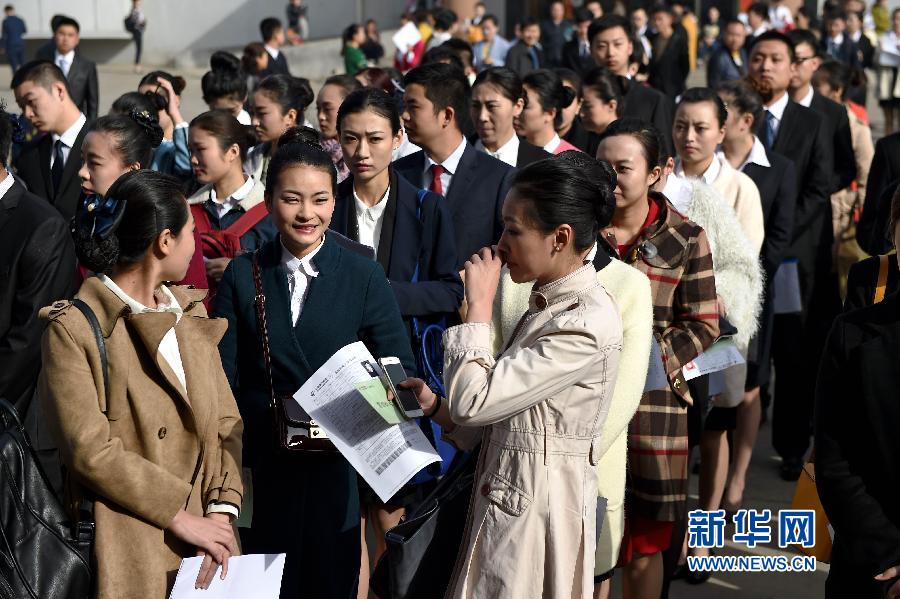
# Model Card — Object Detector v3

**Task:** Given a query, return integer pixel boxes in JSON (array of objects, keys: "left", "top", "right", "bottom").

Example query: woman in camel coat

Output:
[{"left": 39, "top": 171, "right": 243, "bottom": 598}]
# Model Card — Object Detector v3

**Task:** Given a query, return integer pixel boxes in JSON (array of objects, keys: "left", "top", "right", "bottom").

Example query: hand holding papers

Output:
[
  {"left": 294, "top": 342, "right": 441, "bottom": 502},
  {"left": 682, "top": 337, "right": 745, "bottom": 381},
  {"left": 169, "top": 554, "right": 286, "bottom": 598}
]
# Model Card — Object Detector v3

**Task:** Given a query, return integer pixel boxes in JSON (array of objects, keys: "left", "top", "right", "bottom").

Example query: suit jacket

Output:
[
  {"left": 516, "top": 137, "right": 552, "bottom": 167},
  {"left": 562, "top": 116, "right": 592, "bottom": 153},
  {"left": 647, "top": 28, "right": 690, "bottom": 98},
  {"left": 504, "top": 41, "right": 544, "bottom": 77},
  {"left": 820, "top": 36, "right": 861, "bottom": 67},
  {"left": 843, "top": 253, "right": 900, "bottom": 312},
  {"left": 853, "top": 33, "right": 875, "bottom": 69},
  {"left": 561, "top": 37, "right": 595, "bottom": 76},
  {"left": 859, "top": 133, "right": 900, "bottom": 254},
  {"left": 706, "top": 47, "right": 747, "bottom": 90},
  {"left": 815, "top": 292, "right": 900, "bottom": 597},
  {"left": 620, "top": 82, "right": 674, "bottom": 155},
  {"left": 0, "top": 181, "right": 75, "bottom": 416},
  {"left": 260, "top": 50, "right": 290, "bottom": 76},
  {"left": 15, "top": 122, "right": 90, "bottom": 220},
  {"left": 393, "top": 143, "right": 515, "bottom": 268},
  {"left": 331, "top": 168, "right": 463, "bottom": 320},
  {"left": 809, "top": 92, "right": 857, "bottom": 194},
  {"left": 743, "top": 148, "right": 797, "bottom": 280},
  {"left": 35, "top": 46, "right": 98, "bottom": 120}
]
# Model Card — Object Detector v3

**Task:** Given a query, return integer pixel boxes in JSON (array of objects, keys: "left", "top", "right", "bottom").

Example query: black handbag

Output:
[
  {"left": 370, "top": 448, "right": 478, "bottom": 599},
  {"left": 0, "top": 398, "right": 92, "bottom": 598}
]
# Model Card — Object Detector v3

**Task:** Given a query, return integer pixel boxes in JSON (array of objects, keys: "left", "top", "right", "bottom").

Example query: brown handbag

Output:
[{"left": 251, "top": 251, "right": 337, "bottom": 453}]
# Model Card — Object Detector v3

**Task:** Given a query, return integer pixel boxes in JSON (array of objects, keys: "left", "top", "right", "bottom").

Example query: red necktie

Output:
[{"left": 429, "top": 164, "right": 445, "bottom": 196}]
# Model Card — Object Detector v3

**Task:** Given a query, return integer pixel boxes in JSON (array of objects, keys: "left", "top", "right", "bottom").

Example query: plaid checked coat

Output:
[{"left": 601, "top": 193, "right": 719, "bottom": 522}]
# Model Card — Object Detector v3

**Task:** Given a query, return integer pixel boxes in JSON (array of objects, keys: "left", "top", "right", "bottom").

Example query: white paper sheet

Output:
[
  {"left": 294, "top": 341, "right": 441, "bottom": 502},
  {"left": 168, "top": 554, "right": 286, "bottom": 599},
  {"left": 682, "top": 337, "right": 745, "bottom": 381}
]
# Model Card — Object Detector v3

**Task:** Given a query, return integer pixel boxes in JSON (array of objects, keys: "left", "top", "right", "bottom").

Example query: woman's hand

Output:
[
  {"left": 464, "top": 246, "right": 503, "bottom": 323},
  {"left": 876, "top": 566, "right": 900, "bottom": 598},
  {"left": 206, "top": 258, "right": 232, "bottom": 282},
  {"left": 398, "top": 377, "right": 437, "bottom": 414},
  {"left": 156, "top": 76, "right": 184, "bottom": 125},
  {"left": 168, "top": 509, "right": 237, "bottom": 588}
]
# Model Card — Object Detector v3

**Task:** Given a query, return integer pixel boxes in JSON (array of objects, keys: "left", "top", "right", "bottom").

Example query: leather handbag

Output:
[
  {"left": 251, "top": 251, "right": 336, "bottom": 453},
  {"left": 370, "top": 449, "right": 478, "bottom": 599}
]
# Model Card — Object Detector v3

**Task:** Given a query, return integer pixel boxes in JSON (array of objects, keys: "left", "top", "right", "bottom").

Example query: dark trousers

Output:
[
  {"left": 133, "top": 30, "right": 143, "bottom": 64},
  {"left": 6, "top": 45, "right": 24, "bottom": 74}
]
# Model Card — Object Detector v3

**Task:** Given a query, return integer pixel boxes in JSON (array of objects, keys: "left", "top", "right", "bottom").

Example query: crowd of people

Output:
[{"left": 1, "top": 1, "right": 900, "bottom": 598}]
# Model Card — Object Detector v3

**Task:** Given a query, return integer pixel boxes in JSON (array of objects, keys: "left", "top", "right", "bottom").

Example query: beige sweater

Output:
[
  {"left": 710, "top": 158, "right": 766, "bottom": 255},
  {"left": 491, "top": 259, "right": 653, "bottom": 575}
]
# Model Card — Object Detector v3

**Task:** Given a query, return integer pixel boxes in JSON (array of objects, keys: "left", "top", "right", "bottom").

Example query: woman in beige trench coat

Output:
[
  {"left": 405, "top": 153, "right": 624, "bottom": 598},
  {"left": 38, "top": 171, "right": 243, "bottom": 598}
]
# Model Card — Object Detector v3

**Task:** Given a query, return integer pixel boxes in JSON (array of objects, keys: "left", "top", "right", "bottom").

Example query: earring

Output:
[{"left": 554, "top": 244, "right": 562, "bottom": 252}]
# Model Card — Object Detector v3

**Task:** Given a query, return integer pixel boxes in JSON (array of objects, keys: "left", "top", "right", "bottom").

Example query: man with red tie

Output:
[{"left": 394, "top": 61, "right": 515, "bottom": 268}]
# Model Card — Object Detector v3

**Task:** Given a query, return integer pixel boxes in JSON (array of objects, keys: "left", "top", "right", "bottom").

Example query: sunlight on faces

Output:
[
  {"left": 78, "top": 131, "right": 135, "bottom": 197},
  {"left": 579, "top": 87, "right": 617, "bottom": 134},
  {"left": 718, "top": 92, "right": 752, "bottom": 144},
  {"left": 591, "top": 26, "right": 632, "bottom": 76},
  {"left": 207, "top": 96, "right": 245, "bottom": 119},
  {"left": 401, "top": 83, "right": 448, "bottom": 148},
  {"left": 54, "top": 25, "right": 80, "bottom": 54},
  {"left": 673, "top": 101, "right": 725, "bottom": 168},
  {"left": 521, "top": 24, "right": 541, "bottom": 47},
  {"left": 481, "top": 18, "right": 497, "bottom": 41},
  {"left": 748, "top": 40, "right": 796, "bottom": 101},
  {"left": 13, "top": 80, "right": 67, "bottom": 133},
  {"left": 339, "top": 109, "right": 402, "bottom": 184},
  {"left": 160, "top": 205, "right": 197, "bottom": 282},
  {"left": 472, "top": 82, "right": 522, "bottom": 148},
  {"left": 188, "top": 127, "right": 240, "bottom": 185},
  {"left": 723, "top": 22, "right": 746, "bottom": 52},
  {"left": 790, "top": 42, "right": 821, "bottom": 90},
  {"left": 596, "top": 134, "right": 660, "bottom": 210},
  {"left": 251, "top": 90, "right": 298, "bottom": 143},
  {"left": 515, "top": 84, "right": 553, "bottom": 141},
  {"left": 498, "top": 191, "right": 561, "bottom": 284},
  {"left": 317, "top": 84, "right": 346, "bottom": 141},
  {"left": 266, "top": 165, "right": 335, "bottom": 259}
]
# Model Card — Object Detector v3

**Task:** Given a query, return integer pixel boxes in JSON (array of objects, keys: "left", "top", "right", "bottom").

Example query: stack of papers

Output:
[{"left": 169, "top": 554, "right": 286, "bottom": 598}]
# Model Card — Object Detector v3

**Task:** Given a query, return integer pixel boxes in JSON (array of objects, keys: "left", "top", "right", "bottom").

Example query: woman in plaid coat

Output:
[{"left": 596, "top": 118, "right": 719, "bottom": 599}]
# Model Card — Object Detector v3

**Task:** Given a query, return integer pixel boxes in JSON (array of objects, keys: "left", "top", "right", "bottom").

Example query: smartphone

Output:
[{"left": 377, "top": 357, "right": 424, "bottom": 418}]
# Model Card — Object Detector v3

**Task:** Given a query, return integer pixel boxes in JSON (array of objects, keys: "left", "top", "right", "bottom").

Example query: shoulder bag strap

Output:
[
  {"left": 225, "top": 202, "right": 269, "bottom": 239},
  {"left": 251, "top": 251, "right": 278, "bottom": 414},
  {"left": 874, "top": 254, "right": 890, "bottom": 305},
  {"left": 71, "top": 299, "right": 109, "bottom": 414}
]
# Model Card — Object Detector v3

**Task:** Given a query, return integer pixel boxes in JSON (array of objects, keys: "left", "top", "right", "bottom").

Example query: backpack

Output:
[
  {"left": 191, "top": 202, "right": 269, "bottom": 260},
  {"left": 0, "top": 399, "right": 91, "bottom": 598}
]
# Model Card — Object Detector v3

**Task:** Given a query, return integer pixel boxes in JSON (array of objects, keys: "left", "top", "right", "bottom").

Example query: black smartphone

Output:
[{"left": 377, "top": 357, "right": 424, "bottom": 418}]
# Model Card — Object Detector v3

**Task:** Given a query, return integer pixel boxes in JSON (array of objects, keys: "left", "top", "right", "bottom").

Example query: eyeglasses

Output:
[{"left": 794, "top": 55, "right": 817, "bottom": 64}]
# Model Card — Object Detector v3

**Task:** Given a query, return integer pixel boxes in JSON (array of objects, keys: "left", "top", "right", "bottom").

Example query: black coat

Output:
[
  {"left": 562, "top": 117, "right": 592, "bottom": 154},
  {"left": 620, "top": 81, "right": 674, "bottom": 155},
  {"left": 260, "top": 51, "right": 290, "bottom": 76},
  {"left": 15, "top": 122, "right": 90, "bottom": 221},
  {"left": 859, "top": 132, "right": 900, "bottom": 254},
  {"left": 647, "top": 28, "right": 690, "bottom": 98},
  {"left": 815, "top": 292, "right": 900, "bottom": 597},
  {"left": 0, "top": 180, "right": 75, "bottom": 415},
  {"left": 820, "top": 36, "right": 861, "bottom": 67},
  {"left": 743, "top": 148, "right": 797, "bottom": 280},
  {"left": 561, "top": 37, "right": 595, "bottom": 76},
  {"left": 808, "top": 92, "right": 857, "bottom": 194},
  {"left": 393, "top": 143, "right": 515, "bottom": 268},
  {"left": 34, "top": 46, "right": 98, "bottom": 120},
  {"left": 843, "top": 253, "right": 900, "bottom": 312},
  {"left": 504, "top": 41, "right": 544, "bottom": 77},
  {"left": 706, "top": 47, "right": 747, "bottom": 90}
]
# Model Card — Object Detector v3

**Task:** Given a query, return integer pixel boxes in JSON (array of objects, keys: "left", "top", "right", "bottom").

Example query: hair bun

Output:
[
  {"left": 556, "top": 150, "right": 617, "bottom": 227},
  {"left": 559, "top": 84, "right": 577, "bottom": 109},
  {"left": 129, "top": 109, "right": 164, "bottom": 149},
  {"left": 210, "top": 50, "right": 242, "bottom": 74},
  {"left": 277, "top": 125, "right": 323, "bottom": 151}
]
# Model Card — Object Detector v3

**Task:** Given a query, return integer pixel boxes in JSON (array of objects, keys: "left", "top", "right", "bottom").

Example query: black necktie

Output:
[{"left": 51, "top": 139, "right": 65, "bottom": 194}]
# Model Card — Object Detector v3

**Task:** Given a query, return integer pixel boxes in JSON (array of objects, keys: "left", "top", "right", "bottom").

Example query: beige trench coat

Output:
[
  {"left": 38, "top": 278, "right": 243, "bottom": 598},
  {"left": 442, "top": 265, "right": 623, "bottom": 599}
]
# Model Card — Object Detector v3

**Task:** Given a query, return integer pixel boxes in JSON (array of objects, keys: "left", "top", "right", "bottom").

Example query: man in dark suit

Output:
[
  {"left": 505, "top": 18, "right": 545, "bottom": 77},
  {"left": 540, "top": 0, "right": 573, "bottom": 68},
  {"left": 259, "top": 17, "right": 290, "bottom": 77},
  {"left": 561, "top": 8, "right": 595, "bottom": 76},
  {"left": 707, "top": 19, "right": 749, "bottom": 90},
  {"left": 647, "top": 5, "right": 690, "bottom": 98},
  {"left": 821, "top": 10, "right": 861, "bottom": 67},
  {"left": 748, "top": 31, "right": 837, "bottom": 480},
  {"left": 34, "top": 15, "right": 98, "bottom": 120},
  {"left": 395, "top": 62, "right": 515, "bottom": 268},
  {"left": 12, "top": 60, "right": 90, "bottom": 221},
  {"left": 0, "top": 107, "right": 75, "bottom": 492},
  {"left": 589, "top": 14, "right": 674, "bottom": 153},
  {"left": 788, "top": 29, "right": 856, "bottom": 194},
  {"left": 1, "top": 5, "right": 27, "bottom": 74},
  {"left": 859, "top": 134, "right": 900, "bottom": 254}
]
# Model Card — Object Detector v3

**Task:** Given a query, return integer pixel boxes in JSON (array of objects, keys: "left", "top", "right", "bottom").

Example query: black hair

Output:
[
  {"left": 52, "top": 15, "right": 79, "bottom": 33},
  {"left": 323, "top": 74, "right": 362, "bottom": 98},
  {"left": 520, "top": 16, "right": 541, "bottom": 30},
  {"left": 555, "top": 67, "right": 582, "bottom": 99},
  {"left": 110, "top": 91, "right": 158, "bottom": 120},
  {"left": 202, "top": 51, "right": 247, "bottom": 105},
  {"left": 10, "top": 60, "right": 69, "bottom": 95},
  {"left": 825, "top": 8, "right": 847, "bottom": 21},
  {"left": 747, "top": 2, "right": 768, "bottom": 19},
  {"left": 510, "top": 153, "right": 617, "bottom": 250},
  {"left": 341, "top": 23, "right": 363, "bottom": 56},
  {"left": 0, "top": 103, "right": 12, "bottom": 168},
  {"left": 481, "top": 14, "right": 500, "bottom": 27},
  {"left": 73, "top": 170, "right": 188, "bottom": 274},
  {"left": 473, "top": 67, "right": 525, "bottom": 106},
  {"left": 242, "top": 42, "right": 267, "bottom": 75},
  {"left": 337, "top": 87, "right": 401, "bottom": 135},
  {"left": 190, "top": 110, "right": 255, "bottom": 162},
  {"left": 421, "top": 45, "right": 466, "bottom": 71},
  {"left": 4, "top": 6, "right": 13, "bottom": 12},
  {"left": 256, "top": 74, "right": 314, "bottom": 118},
  {"left": 598, "top": 117, "right": 663, "bottom": 171},
  {"left": 402, "top": 62, "right": 470, "bottom": 130},
  {"left": 433, "top": 8, "right": 458, "bottom": 31},
  {"left": 574, "top": 7, "right": 593, "bottom": 23},
  {"left": 522, "top": 69, "right": 578, "bottom": 128},
  {"left": 581, "top": 67, "right": 625, "bottom": 110},
  {"left": 812, "top": 59, "right": 851, "bottom": 101},
  {"left": 260, "top": 17, "right": 283, "bottom": 43},
  {"left": 677, "top": 87, "right": 728, "bottom": 127},
  {"left": 650, "top": 3, "right": 673, "bottom": 17},
  {"left": 265, "top": 126, "right": 337, "bottom": 195},
  {"left": 716, "top": 79, "right": 764, "bottom": 133},
  {"left": 441, "top": 38, "right": 475, "bottom": 71},
  {"left": 588, "top": 14, "right": 633, "bottom": 44},
  {"left": 787, "top": 28, "right": 821, "bottom": 57},
  {"left": 139, "top": 70, "right": 187, "bottom": 96},
  {"left": 748, "top": 30, "right": 795, "bottom": 60},
  {"left": 724, "top": 18, "right": 745, "bottom": 29},
  {"left": 86, "top": 111, "right": 163, "bottom": 170}
]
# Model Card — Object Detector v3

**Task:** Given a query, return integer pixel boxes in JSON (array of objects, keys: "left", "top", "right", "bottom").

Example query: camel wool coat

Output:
[
  {"left": 38, "top": 277, "right": 243, "bottom": 598},
  {"left": 442, "top": 264, "right": 623, "bottom": 598}
]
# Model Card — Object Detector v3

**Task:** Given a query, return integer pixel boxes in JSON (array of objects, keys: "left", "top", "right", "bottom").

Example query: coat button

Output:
[
  {"left": 673, "top": 379, "right": 682, "bottom": 389},
  {"left": 480, "top": 483, "right": 490, "bottom": 497},
  {"left": 158, "top": 427, "right": 167, "bottom": 439}
]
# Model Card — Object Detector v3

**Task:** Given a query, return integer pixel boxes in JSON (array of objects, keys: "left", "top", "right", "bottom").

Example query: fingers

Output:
[
  {"left": 399, "top": 377, "right": 424, "bottom": 391},
  {"left": 221, "top": 553, "right": 230, "bottom": 580},
  {"left": 876, "top": 566, "right": 900, "bottom": 580},
  {"left": 195, "top": 552, "right": 215, "bottom": 589}
]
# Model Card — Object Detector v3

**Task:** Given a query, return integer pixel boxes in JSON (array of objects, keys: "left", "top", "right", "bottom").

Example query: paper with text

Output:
[
  {"left": 682, "top": 337, "right": 745, "bottom": 381},
  {"left": 294, "top": 341, "right": 441, "bottom": 502},
  {"left": 169, "top": 554, "right": 285, "bottom": 598}
]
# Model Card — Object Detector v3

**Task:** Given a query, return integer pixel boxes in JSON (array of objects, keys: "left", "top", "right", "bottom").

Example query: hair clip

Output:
[
  {"left": 72, "top": 194, "right": 128, "bottom": 241},
  {"left": 7, "top": 113, "right": 25, "bottom": 145}
]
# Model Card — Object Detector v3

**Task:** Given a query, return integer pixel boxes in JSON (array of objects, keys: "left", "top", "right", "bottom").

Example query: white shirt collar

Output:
[
  {"left": 0, "top": 172, "right": 15, "bottom": 199},
  {"left": 673, "top": 155, "right": 721, "bottom": 185},
  {"left": 797, "top": 85, "right": 814, "bottom": 108},
  {"left": 829, "top": 33, "right": 845, "bottom": 45},
  {"left": 52, "top": 112, "right": 86, "bottom": 147},
  {"left": 280, "top": 236, "right": 324, "bottom": 279},
  {"left": 850, "top": 30, "right": 862, "bottom": 43},
  {"left": 543, "top": 134, "right": 563, "bottom": 154},
  {"left": 209, "top": 175, "right": 255, "bottom": 203},
  {"left": 764, "top": 91, "right": 790, "bottom": 122},
  {"left": 475, "top": 134, "right": 519, "bottom": 167},
  {"left": 97, "top": 274, "right": 183, "bottom": 321},
  {"left": 54, "top": 49, "right": 75, "bottom": 64},
  {"left": 752, "top": 25, "right": 769, "bottom": 37},
  {"left": 716, "top": 135, "right": 770, "bottom": 172},
  {"left": 353, "top": 186, "right": 390, "bottom": 217},
  {"left": 424, "top": 136, "right": 467, "bottom": 176},
  {"left": 584, "top": 242, "right": 598, "bottom": 264},
  {"left": 265, "top": 45, "right": 280, "bottom": 59}
]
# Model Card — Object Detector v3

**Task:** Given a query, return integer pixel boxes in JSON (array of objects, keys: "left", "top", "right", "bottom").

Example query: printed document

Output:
[
  {"left": 294, "top": 341, "right": 441, "bottom": 502},
  {"left": 682, "top": 337, "right": 745, "bottom": 381},
  {"left": 169, "top": 554, "right": 286, "bottom": 598}
]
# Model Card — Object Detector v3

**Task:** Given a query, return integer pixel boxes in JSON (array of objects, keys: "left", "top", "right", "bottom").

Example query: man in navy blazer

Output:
[
  {"left": 707, "top": 20, "right": 749, "bottom": 90},
  {"left": 394, "top": 62, "right": 515, "bottom": 269},
  {"left": 34, "top": 16, "right": 98, "bottom": 120}
]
